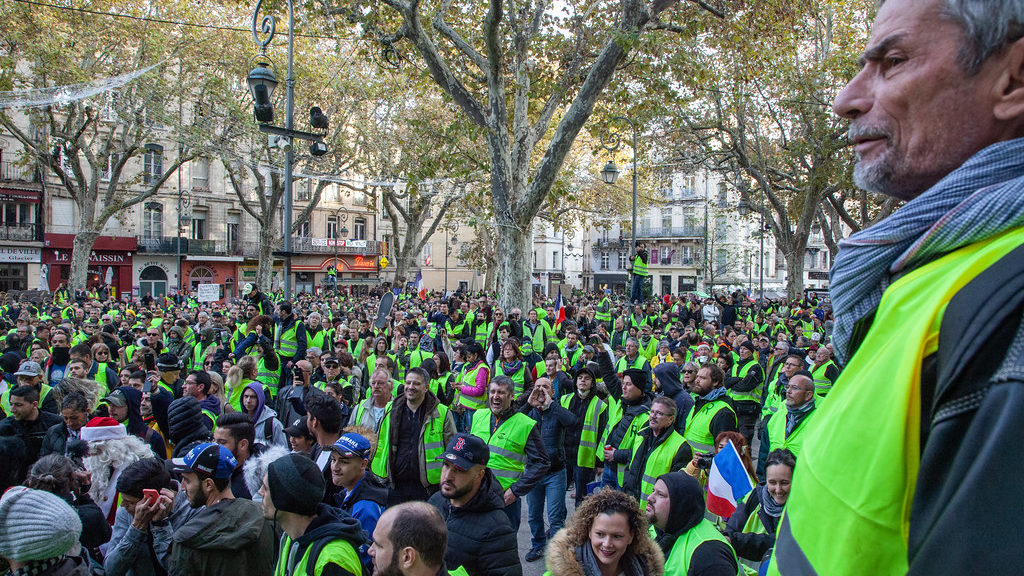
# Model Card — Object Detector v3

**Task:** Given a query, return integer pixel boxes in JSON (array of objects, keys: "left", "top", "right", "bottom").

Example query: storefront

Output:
[
  {"left": 182, "top": 257, "right": 239, "bottom": 300},
  {"left": 42, "top": 234, "right": 135, "bottom": 296},
  {"left": 132, "top": 258, "right": 175, "bottom": 299},
  {"left": 293, "top": 255, "right": 378, "bottom": 294},
  {"left": 0, "top": 247, "right": 41, "bottom": 292}
]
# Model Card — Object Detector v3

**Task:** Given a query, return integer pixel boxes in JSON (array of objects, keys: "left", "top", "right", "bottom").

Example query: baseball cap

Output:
[
  {"left": 103, "top": 389, "right": 128, "bottom": 407},
  {"left": 13, "top": 361, "right": 43, "bottom": 378},
  {"left": 322, "top": 356, "right": 339, "bottom": 366},
  {"left": 284, "top": 418, "right": 313, "bottom": 438},
  {"left": 171, "top": 442, "right": 237, "bottom": 479},
  {"left": 438, "top": 433, "right": 489, "bottom": 471},
  {"left": 156, "top": 353, "right": 181, "bottom": 371},
  {"left": 329, "top": 433, "right": 371, "bottom": 460}
]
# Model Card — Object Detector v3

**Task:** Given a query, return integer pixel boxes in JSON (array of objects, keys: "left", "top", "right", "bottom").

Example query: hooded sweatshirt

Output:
[
  {"left": 168, "top": 497, "right": 276, "bottom": 576},
  {"left": 245, "top": 381, "right": 287, "bottom": 449},
  {"left": 115, "top": 386, "right": 167, "bottom": 458},
  {"left": 653, "top": 363, "right": 694, "bottom": 433},
  {"left": 277, "top": 503, "right": 368, "bottom": 576},
  {"left": 653, "top": 472, "right": 737, "bottom": 576}
]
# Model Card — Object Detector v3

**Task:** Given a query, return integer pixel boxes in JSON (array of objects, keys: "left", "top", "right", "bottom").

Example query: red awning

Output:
[{"left": 0, "top": 188, "right": 41, "bottom": 203}]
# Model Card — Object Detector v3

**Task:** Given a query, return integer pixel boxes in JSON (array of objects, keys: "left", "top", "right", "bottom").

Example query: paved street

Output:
[{"left": 516, "top": 487, "right": 577, "bottom": 576}]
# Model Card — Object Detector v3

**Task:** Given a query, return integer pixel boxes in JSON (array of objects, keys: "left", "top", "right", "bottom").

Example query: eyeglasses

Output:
[
  {"left": 95, "top": 350, "right": 108, "bottom": 355},
  {"left": 204, "top": 361, "right": 214, "bottom": 367},
  {"left": 683, "top": 369, "right": 696, "bottom": 374},
  {"left": 649, "top": 410, "right": 673, "bottom": 419},
  {"left": 785, "top": 385, "right": 814, "bottom": 392},
  {"left": 148, "top": 333, "right": 160, "bottom": 337}
]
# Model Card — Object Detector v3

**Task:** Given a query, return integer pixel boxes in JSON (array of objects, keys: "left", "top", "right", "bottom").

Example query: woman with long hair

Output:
[
  {"left": 25, "top": 454, "right": 111, "bottom": 554},
  {"left": 724, "top": 449, "right": 796, "bottom": 572},
  {"left": 545, "top": 489, "right": 664, "bottom": 576}
]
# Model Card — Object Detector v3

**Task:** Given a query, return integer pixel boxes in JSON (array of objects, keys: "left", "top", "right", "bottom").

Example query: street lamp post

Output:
[
  {"left": 443, "top": 222, "right": 459, "bottom": 294},
  {"left": 332, "top": 207, "right": 349, "bottom": 291},
  {"left": 247, "top": 0, "right": 329, "bottom": 300},
  {"left": 599, "top": 116, "right": 639, "bottom": 260},
  {"left": 176, "top": 189, "right": 191, "bottom": 294}
]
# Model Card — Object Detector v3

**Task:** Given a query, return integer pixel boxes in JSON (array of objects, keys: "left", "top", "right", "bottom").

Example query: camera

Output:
[{"left": 695, "top": 453, "right": 715, "bottom": 471}]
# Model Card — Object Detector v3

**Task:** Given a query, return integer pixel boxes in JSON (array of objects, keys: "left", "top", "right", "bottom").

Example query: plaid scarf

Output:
[{"left": 830, "top": 138, "right": 1024, "bottom": 363}]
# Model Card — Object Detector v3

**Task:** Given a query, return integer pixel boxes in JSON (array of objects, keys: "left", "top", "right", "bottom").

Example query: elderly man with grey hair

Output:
[{"left": 771, "top": 1, "right": 1024, "bottom": 574}]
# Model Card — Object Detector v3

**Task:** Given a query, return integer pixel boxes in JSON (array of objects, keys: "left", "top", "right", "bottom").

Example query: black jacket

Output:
[
  {"left": 723, "top": 484, "right": 780, "bottom": 562},
  {"left": 523, "top": 398, "right": 576, "bottom": 473},
  {"left": 906, "top": 241, "right": 1024, "bottom": 575},
  {"left": 620, "top": 426, "right": 691, "bottom": 501},
  {"left": 428, "top": 470, "right": 522, "bottom": 576},
  {"left": 283, "top": 504, "right": 369, "bottom": 576},
  {"left": 0, "top": 410, "right": 62, "bottom": 462},
  {"left": 40, "top": 420, "right": 73, "bottom": 458}
]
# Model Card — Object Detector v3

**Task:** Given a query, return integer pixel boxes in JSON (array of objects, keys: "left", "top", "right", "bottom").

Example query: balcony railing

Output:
[
  {"left": 637, "top": 225, "right": 706, "bottom": 239},
  {"left": 650, "top": 256, "right": 698, "bottom": 267},
  {"left": 136, "top": 236, "right": 226, "bottom": 256},
  {"left": 0, "top": 223, "right": 42, "bottom": 242},
  {"left": 291, "top": 237, "right": 383, "bottom": 256},
  {"left": 593, "top": 238, "right": 628, "bottom": 249},
  {"left": 0, "top": 161, "right": 39, "bottom": 183}
]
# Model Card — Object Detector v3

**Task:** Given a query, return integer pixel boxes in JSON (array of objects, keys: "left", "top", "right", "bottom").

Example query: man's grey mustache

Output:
[{"left": 847, "top": 124, "right": 892, "bottom": 144}]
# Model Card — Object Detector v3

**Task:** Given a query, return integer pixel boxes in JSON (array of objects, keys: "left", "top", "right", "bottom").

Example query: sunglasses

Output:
[{"left": 683, "top": 369, "right": 696, "bottom": 374}]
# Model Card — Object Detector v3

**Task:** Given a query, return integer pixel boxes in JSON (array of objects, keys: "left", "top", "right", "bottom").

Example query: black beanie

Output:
[
  {"left": 167, "top": 396, "right": 209, "bottom": 445},
  {"left": 623, "top": 369, "right": 651, "bottom": 396},
  {"left": 658, "top": 471, "right": 705, "bottom": 535},
  {"left": 268, "top": 453, "right": 324, "bottom": 516}
]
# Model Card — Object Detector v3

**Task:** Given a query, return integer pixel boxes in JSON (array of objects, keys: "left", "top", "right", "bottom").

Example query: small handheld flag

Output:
[{"left": 706, "top": 440, "right": 755, "bottom": 518}]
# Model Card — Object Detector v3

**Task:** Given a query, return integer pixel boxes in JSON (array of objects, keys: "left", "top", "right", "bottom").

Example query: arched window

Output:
[
  {"left": 139, "top": 265, "right": 167, "bottom": 298},
  {"left": 189, "top": 266, "right": 215, "bottom": 291}
]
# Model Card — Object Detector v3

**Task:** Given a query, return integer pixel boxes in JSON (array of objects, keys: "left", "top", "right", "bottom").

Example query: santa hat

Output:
[{"left": 80, "top": 416, "right": 127, "bottom": 442}]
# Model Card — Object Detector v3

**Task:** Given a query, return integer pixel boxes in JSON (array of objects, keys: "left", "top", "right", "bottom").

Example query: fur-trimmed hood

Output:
[{"left": 545, "top": 525, "right": 665, "bottom": 576}]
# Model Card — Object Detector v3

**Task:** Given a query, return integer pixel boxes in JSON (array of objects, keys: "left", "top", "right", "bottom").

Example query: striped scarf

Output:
[{"left": 830, "top": 138, "right": 1024, "bottom": 362}]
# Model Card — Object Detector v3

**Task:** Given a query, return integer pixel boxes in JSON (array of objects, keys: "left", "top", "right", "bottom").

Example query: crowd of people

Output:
[{"left": 0, "top": 277, "right": 837, "bottom": 576}]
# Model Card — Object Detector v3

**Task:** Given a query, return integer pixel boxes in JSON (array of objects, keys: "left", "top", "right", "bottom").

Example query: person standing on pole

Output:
[{"left": 629, "top": 242, "right": 649, "bottom": 305}]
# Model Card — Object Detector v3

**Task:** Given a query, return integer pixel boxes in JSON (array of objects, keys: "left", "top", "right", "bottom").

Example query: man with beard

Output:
[
  {"left": 260, "top": 453, "right": 367, "bottom": 576},
  {"left": 469, "top": 376, "right": 549, "bottom": 531},
  {"left": 371, "top": 367, "right": 456, "bottom": 505},
  {"left": 169, "top": 443, "right": 275, "bottom": 576},
  {"left": 647, "top": 472, "right": 738, "bottom": 575},
  {"left": 428, "top": 434, "right": 522, "bottom": 576},
  {"left": 369, "top": 502, "right": 461, "bottom": 576}
]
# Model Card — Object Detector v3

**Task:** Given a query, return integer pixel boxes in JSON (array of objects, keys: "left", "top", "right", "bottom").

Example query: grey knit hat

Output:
[{"left": 0, "top": 487, "right": 82, "bottom": 562}]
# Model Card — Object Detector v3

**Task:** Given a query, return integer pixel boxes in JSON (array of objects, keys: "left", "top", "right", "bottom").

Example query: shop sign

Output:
[
  {"left": 0, "top": 247, "right": 41, "bottom": 263},
  {"left": 48, "top": 249, "right": 129, "bottom": 265}
]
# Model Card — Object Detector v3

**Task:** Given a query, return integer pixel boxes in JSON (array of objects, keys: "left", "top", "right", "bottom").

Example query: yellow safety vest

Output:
[
  {"left": 560, "top": 394, "right": 607, "bottom": 468},
  {"left": 770, "top": 226, "right": 1024, "bottom": 576},
  {"left": 470, "top": 409, "right": 536, "bottom": 491}
]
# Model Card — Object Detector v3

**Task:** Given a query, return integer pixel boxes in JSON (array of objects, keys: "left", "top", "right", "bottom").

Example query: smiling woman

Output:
[{"left": 543, "top": 489, "right": 665, "bottom": 576}]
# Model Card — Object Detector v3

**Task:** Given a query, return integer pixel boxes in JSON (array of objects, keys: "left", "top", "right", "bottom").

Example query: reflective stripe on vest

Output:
[
  {"left": 274, "top": 532, "right": 362, "bottom": 576},
  {"left": 275, "top": 323, "right": 299, "bottom": 357},
  {"left": 633, "top": 429, "right": 686, "bottom": 510},
  {"left": 495, "top": 363, "right": 527, "bottom": 397},
  {"left": 372, "top": 401, "right": 450, "bottom": 485},
  {"left": 470, "top": 409, "right": 535, "bottom": 490},
  {"left": 769, "top": 226, "right": 1024, "bottom": 576},
  {"left": 595, "top": 297, "right": 612, "bottom": 322},
  {"left": 632, "top": 254, "right": 648, "bottom": 276},
  {"left": 474, "top": 321, "right": 490, "bottom": 347},
  {"left": 810, "top": 361, "right": 837, "bottom": 397},
  {"left": 729, "top": 359, "right": 763, "bottom": 404},
  {"left": 683, "top": 398, "right": 736, "bottom": 454},
  {"left": 458, "top": 362, "right": 488, "bottom": 411},
  {"left": 561, "top": 394, "right": 607, "bottom": 468},
  {"left": 257, "top": 357, "right": 281, "bottom": 395}
]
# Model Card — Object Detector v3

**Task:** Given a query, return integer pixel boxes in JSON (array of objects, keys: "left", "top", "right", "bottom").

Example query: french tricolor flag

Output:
[
  {"left": 706, "top": 440, "right": 755, "bottom": 518},
  {"left": 415, "top": 270, "right": 427, "bottom": 300},
  {"left": 554, "top": 286, "right": 566, "bottom": 325}
]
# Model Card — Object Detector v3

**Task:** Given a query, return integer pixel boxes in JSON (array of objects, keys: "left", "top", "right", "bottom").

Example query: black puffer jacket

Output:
[
  {"left": 167, "top": 396, "right": 211, "bottom": 458},
  {"left": 428, "top": 470, "right": 522, "bottom": 576}
]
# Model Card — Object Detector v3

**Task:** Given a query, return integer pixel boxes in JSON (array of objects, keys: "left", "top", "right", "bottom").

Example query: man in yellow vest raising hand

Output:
[
  {"left": 629, "top": 242, "right": 650, "bottom": 305},
  {"left": 773, "top": 0, "right": 1024, "bottom": 574},
  {"left": 469, "top": 375, "right": 550, "bottom": 532}
]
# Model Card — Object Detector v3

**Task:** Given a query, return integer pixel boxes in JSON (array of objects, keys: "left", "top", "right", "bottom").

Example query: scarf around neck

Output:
[{"left": 830, "top": 138, "right": 1024, "bottom": 363}]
